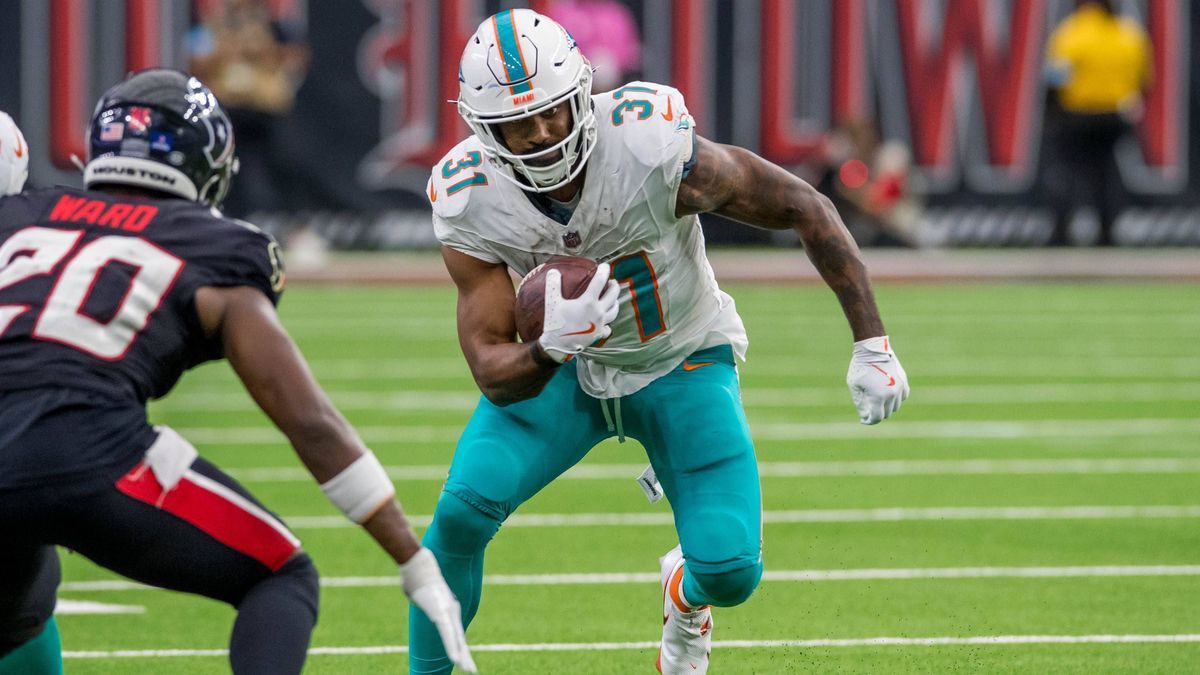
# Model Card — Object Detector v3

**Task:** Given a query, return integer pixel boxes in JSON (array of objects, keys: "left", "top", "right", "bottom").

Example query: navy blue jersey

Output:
[{"left": 0, "top": 187, "right": 283, "bottom": 488}]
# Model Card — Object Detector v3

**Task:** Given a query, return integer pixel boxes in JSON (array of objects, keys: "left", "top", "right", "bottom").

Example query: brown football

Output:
[{"left": 515, "top": 256, "right": 600, "bottom": 342}]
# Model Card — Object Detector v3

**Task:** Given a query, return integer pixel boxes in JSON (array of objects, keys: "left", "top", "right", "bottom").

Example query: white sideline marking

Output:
[
  {"left": 163, "top": 382, "right": 1200, "bottom": 412},
  {"left": 228, "top": 458, "right": 1200, "bottom": 483},
  {"left": 60, "top": 634, "right": 1200, "bottom": 658},
  {"left": 175, "top": 418, "right": 1200, "bottom": 445},
  {"left": 275, "top": 504, "right": 1200, "bottom": 530},
  {"left": 55, "top": 600, "right": 145, "bottom": 615},
  {"left": 60, "top": 564, "right": 1200, "bottom": 594}
]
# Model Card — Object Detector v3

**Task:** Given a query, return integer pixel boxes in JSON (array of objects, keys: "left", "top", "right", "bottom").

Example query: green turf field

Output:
[{"left": 55, "top": 282, "right": 1200, "bottom": 673}]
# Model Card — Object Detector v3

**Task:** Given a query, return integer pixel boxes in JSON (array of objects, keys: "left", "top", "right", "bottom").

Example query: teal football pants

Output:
[
  {"left": 0, "top": 617, "right": 62, "bottom": 675},
  {"left": 409, "top": 345, "right": 763, "bottom": 674}
]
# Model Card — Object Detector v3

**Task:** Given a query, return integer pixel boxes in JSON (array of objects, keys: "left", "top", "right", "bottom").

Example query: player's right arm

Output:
[
  {"left": 432, "top": 136, "right": 618, "bottom": 405},
  {"left": 442, "top": 246, "right": 619, "bottom": 406},
  {"left": 442, "top": 245, "right": 563, "bottom": 406},
  {"left": 195, "top": 284, "right": 476, "bottom": 673}
]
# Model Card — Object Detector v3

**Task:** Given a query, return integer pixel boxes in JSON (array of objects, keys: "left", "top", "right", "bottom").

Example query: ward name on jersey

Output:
[
  {"left": 430, "top": 83, "right": 747, "bottom": 398},
  {"left": 0, "top": 186, "right": 283, "bottom": 488}
]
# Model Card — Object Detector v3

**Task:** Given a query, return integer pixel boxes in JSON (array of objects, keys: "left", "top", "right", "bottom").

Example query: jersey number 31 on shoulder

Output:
[
  {"left": 610, "top": 85, "right": 660, "bottom": 126},
  {"left": 441, "top": 151, "right": 488, "bottom": 195}
]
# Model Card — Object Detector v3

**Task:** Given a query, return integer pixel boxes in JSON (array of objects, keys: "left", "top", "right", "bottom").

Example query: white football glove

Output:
[
  {"left": 847, "top": 336, "right": 910, "bottom": 425},
  {"left": 400, "top": 548, "right": 477, "bottom": 673},
  {"left": 537, "top": 262, "right": 620, "bottom": 363}
]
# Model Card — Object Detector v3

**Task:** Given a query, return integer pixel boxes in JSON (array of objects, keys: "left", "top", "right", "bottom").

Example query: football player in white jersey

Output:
[
  {"left": 414, "top": 9, "right": 909, "bottom": 674},
  {"left": 0, "top": 112, "right": 29, "bottom": 197}
]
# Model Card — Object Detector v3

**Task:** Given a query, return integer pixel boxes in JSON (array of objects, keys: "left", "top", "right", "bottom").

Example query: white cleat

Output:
[{"left": 656, "top": 545, "right": 712, "bottom": 674}]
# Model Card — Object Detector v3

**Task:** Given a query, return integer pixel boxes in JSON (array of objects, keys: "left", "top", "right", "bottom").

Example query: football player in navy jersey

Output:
[{"left": 0, "top": 71, "right": 475, "bottom": 674}]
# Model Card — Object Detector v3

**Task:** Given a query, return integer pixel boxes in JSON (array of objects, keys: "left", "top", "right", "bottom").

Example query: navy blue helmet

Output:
[{"left": 85, "top": 69, "right": 237, "bottom": 208}]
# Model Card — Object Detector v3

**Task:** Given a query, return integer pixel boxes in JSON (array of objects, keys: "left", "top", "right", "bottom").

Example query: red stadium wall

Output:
[{"left": 1, "top": 0, "right": 1196, "bottom": 246}]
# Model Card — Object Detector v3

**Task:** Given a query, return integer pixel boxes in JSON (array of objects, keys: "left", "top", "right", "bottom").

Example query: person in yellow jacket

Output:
[{"left": 1043, "top": 0, "right": 1152, "bottom": 245}]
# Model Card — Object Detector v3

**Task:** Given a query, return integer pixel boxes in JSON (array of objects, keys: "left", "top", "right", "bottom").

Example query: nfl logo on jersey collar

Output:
[{"left": 562, "top": 230, "right": 582, "bottom": 248}]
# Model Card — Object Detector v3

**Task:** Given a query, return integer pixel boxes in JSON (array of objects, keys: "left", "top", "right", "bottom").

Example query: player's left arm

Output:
[
  {"left": 196, "top": 285, "right": 476, "bottom": 671},
  {"left": 676, "top": 136, "right": 882, "bottom": 339},
  {"left": 675, "top": 135, "right": 909, "bottom": 424}
]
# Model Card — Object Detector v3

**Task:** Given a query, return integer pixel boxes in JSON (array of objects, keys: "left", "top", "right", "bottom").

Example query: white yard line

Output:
[
  {"left": 269, "top": 504, "right": 1200, "bottom": 530},
  {"left": 228, "top": 458, "right": 1200, "bottom": 483},
  {"left": 481, "top": 565, "right": 1200, "bottom": 585},
  {"left": 55, "top": 600, "right": 144, "bottom": 615},
  {"left": 61, "top": 564, "right": 1200, "bottom": 593},
  {"left": 159, "top": 382, "right": 1200, "bottom": 412},
  {"left": 744, "top": 382, "right": 1200, "bottom": 406},
  {"left": 173, "top": 355, "right": 1200, "bottom": 383},
  {"left": 60, "top": 634, "right": 1200, "bottom": 658},
  {"left": 750, "top": 419, "right": 1200, "bottom": 441},
  {"left": 165, "top": 391, "right": 479, "bottom": 411},
  {"left": 276, "top": 312, "right": 1199, "bottom": 331},
  {"left": 175, "top": 426, "right": 455, "bottom": 445},
  {"left": 173, "top": 418, "right": 1200, "bottom": 445}
]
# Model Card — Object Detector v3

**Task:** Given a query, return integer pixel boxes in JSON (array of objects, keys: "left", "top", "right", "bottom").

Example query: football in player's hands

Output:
[{"left": 515, "top": 256, "right": 600, "bottom": 342}]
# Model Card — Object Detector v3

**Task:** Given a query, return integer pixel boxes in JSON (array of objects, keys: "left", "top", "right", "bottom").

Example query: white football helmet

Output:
[
  {"left": 0, "top": 111, "right": 30, "bottom": 196},
  {"left": 457, "top": 9, "right": 596, "bottom": 193}
]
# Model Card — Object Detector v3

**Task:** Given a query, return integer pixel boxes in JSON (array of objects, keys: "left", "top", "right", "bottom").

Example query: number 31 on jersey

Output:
[{"left": 437, "top": 151, "right": 488, "bottom": 198}]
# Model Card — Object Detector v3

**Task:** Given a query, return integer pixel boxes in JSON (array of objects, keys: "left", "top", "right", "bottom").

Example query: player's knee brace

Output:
[
  {"left": 689, "top": 562, "right": 763, "bottom": 607},
  {"left": 423, "top": 490, "right": 502, "bottom": 556}
]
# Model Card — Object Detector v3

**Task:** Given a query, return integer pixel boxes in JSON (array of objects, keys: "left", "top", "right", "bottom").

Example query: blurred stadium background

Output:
[
  {"left": 2, "top": 1, "right": 1199, "bottom": 673},
  {"left": 3, "top": 0, "right": 1199, "bottom": 251}
]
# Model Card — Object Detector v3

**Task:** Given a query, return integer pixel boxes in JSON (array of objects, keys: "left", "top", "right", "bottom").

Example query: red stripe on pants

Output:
[{"left": 116, "top": 463, "right": 297, "bottom": 571}]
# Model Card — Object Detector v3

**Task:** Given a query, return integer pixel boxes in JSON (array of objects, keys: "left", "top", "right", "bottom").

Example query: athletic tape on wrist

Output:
[{"left": 319, "top": 450, "right": 395, "bottom": 524}]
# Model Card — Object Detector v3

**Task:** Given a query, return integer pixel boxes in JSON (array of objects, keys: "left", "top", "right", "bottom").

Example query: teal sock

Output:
[
  {"left": 0, "top": 617, "right": 63, "bottom": 675},
  {"left": 408, "top": 492, "right": 499, "bottom": 674}
]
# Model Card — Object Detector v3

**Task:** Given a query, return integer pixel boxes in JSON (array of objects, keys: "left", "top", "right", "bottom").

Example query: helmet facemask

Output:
[
  {"left": 456, "top": 8, "right": 598, "bottom": 194},
  {"left": 460, "top": 62, "right": 596, "bottom": 193}
]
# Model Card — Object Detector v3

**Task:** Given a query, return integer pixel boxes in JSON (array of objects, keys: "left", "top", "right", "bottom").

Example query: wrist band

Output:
[{"left": 319, "top": 450, "right": 395, "bottom": 524}]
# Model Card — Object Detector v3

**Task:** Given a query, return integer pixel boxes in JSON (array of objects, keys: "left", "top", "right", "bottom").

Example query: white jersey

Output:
[{"left": 430, "top": 82, "right": 747, "bottom": 398}]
